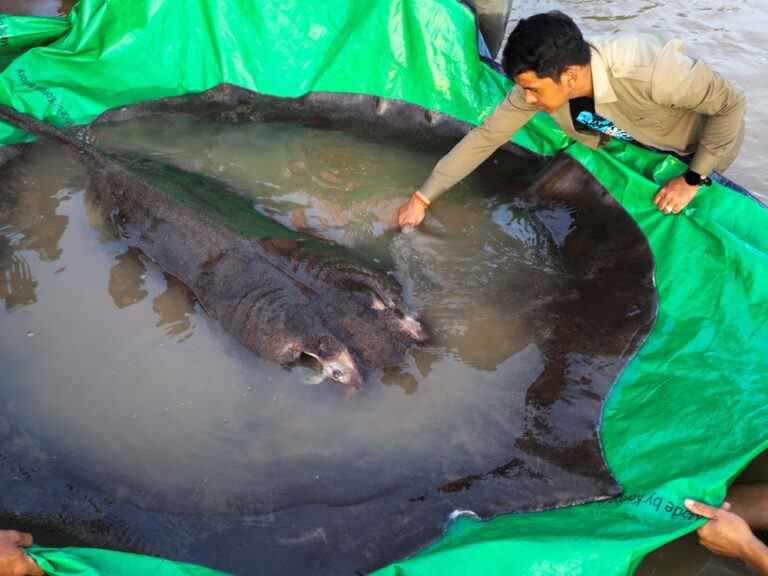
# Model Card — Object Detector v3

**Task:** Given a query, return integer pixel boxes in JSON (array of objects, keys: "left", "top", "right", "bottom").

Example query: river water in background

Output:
[
  {"left": 0, "top": 0, "right": 766, "bottom": 574},
  {"left": 493, "top": 0, "right": 768, "bottom": 204}
]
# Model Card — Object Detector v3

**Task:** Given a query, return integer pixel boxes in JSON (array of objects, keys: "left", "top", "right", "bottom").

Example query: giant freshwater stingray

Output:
[
  {"left": 0, "top": 87, "right": 657, "bottom": 575},
  {"left": 0, "top": 104, "right": 426, "bottom": 391}
]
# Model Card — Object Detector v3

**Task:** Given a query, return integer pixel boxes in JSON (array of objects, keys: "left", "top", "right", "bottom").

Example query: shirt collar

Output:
[{"left": 589, "top": 45, "right": 618, "bottom": 105}]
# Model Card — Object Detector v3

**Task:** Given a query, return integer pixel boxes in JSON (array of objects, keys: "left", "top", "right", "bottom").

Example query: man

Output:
[
  {"left": 686, "top": 484, "right": 768, "bottom": 575},
  {"left": 397, "top": 11, "right": 746, "bottom": 226},
  {"left": 0, "top": 530, "right": 43, "bottom": 576}
]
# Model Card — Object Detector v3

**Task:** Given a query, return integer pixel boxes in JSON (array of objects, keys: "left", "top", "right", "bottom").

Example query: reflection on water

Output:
[
  {"left": 108, "top": 250, "right": 148, "bottom": 309},
  {"left": 0, "top": 239, "right": 36, "bottom": 310},
  {"left": 0, "top": 146, "right": 74, "bottom": 310},
  {"left": 107, "top": 249, "right": 195, "bottom": 338},
  {"left": 104, "top": 249, "right": 195, "bottom": 339},
  {"left": 153, "top": 274, "right": 194, "bottom": 340}
]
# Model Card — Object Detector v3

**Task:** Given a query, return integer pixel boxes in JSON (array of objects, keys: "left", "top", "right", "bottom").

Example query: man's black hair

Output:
[{"left": 502, "top": 11, "right": 591, "bottom": 82}]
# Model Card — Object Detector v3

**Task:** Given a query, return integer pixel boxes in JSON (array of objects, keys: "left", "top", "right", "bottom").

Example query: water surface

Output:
[{"left": 1, "top": 123, "right": 561, "bottom": 516}]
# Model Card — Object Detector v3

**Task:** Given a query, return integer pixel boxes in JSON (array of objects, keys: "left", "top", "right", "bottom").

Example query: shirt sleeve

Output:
[
  {"left": 651, "top": 39, "right": 746, "bottom": 176},
  {"left": 420, "top": 86, "right": 537, "bottom": 202}
]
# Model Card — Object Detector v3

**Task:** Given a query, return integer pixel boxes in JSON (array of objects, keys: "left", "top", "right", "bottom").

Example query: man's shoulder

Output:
[{"left": 592, "top": 33, "right": 681, "bottom": 81}]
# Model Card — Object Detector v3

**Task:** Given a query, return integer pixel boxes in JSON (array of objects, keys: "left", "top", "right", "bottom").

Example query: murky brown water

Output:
[{"left": 1, "top": 118, "right": 579, "bottom": 516}]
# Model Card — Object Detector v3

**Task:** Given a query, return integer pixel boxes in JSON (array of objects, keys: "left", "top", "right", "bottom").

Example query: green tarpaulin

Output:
[
  {"left": 0, "top": 12, "right": 68, "bottom": 71},
  {"left": 31, "top": 547, "right": 227, "bottom": 576},
  {"left": 0, "top": 0, "right": 766, "bottom": 574}
]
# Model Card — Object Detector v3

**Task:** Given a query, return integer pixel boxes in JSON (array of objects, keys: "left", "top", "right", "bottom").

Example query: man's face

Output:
[{"left": 514, "top": 70, "right": 574, "bottom": 114}]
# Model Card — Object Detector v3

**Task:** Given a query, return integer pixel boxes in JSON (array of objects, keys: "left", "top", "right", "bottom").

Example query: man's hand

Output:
[
  {"left": 396, "top": 192, "right": 429, "bottom": 228},
  {"left": 686, "top": 497, "right": 768, "bottom": 575},
  {"left": 653, "top": 175, "right": 699, "bottom": 214},
  {"left": 0, "top": 531, "right": 44, "bottom": 576},
  {"left": 685, "top": 499, "right": 756, "bottom": 558}
]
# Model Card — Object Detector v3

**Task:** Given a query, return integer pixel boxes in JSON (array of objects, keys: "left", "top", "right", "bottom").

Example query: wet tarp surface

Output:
[
  {"left": 0, "top": 12, "right": 67, "bottom": 70},
  {"left": 0, "top": 1, "right": 766, "bottom": 575}
]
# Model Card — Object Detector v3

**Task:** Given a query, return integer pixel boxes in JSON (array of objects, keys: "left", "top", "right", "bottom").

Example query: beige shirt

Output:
[{"left": 420, "top": 34, "right": 746, "bottom": 202}]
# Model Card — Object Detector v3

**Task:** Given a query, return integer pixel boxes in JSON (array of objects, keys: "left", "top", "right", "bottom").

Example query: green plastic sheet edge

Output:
[{"left": 0, "top": 13, "right": 69, "bottom": 72}]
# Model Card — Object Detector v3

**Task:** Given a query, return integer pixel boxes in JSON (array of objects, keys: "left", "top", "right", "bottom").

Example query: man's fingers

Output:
[
  {"left": 17, "top": 532, "right": 33, "bottom": 548},
  {"left": 722, "top": 501, "right": 732, "bottom": 511},
  {"left": 397, "top": 206, "right": 425, "bottom": 228},
  {"left": 661, "top": 203, "right": 676, "bottom": 214},
  {"left": 396, "top": 209, "right": 410, "bottom": 228},
  {"left": 685, "top": 498, "right": 720, "bottom": 519},
  {"left": 656, "top": 190, "right": 681, "bottom": 214},
  {"left": 653, "top": 189, "right": 677, "bottom": 214},
  {"left": 0, "top": 531, "right": 32, "bottom": 546}
]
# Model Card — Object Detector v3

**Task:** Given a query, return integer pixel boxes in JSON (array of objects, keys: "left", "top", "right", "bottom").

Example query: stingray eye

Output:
[
  {"left": 317, "top": 334, "right": 337, "bottom": 357},
  {"left": 331, "top": 368, "right": 344, "bottom": 381},
  {"left": 371, "top": 297, "right": 386, "bottom": 311}
]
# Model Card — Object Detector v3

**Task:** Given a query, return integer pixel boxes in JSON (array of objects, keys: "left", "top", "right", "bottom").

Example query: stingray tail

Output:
[{"left": 0, "top": 104, "right": 91, "bottom": 156}]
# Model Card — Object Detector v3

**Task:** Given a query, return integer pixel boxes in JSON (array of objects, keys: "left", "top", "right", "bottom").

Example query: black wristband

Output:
[{"left": 683, "top": 170, "right": 712, "bottom": 187}]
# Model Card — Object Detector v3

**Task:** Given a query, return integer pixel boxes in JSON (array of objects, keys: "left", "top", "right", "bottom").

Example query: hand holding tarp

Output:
[
  {"left": 0, "top": 531, "right": 44, "bottom": 576},
  {"left": 653, "top": 175, "right": 699, "bottom": 214},
  {"left": 685, "top": 498, "right": 768, "bottom": 574}
]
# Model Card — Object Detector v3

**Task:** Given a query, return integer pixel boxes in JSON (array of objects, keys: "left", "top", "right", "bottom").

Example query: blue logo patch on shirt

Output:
[{"left": 575, "top": 111, "right": 634, "bottom": 142}]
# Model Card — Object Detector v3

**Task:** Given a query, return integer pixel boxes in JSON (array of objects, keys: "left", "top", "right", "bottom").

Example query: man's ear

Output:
[{"left": 562, "top": 66, "right": 580, "bottom": 90}]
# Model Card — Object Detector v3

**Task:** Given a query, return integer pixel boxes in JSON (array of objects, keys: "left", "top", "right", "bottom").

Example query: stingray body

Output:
[
  {"left": 0, "top": 89, "right": 659, "bottom": 575},
  {"left": 0, "top": 105, "right": 425, "bottom": 389}
]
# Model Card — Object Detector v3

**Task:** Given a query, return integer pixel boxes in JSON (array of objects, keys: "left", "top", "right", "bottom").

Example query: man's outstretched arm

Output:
[{"left": 397, "top": 86, "right": 537, "bottom": 227}]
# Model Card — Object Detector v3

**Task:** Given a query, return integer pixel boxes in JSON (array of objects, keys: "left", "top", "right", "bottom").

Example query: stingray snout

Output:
[{"left": 302, "top": 336, "right": 363, "bottom": 392}]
